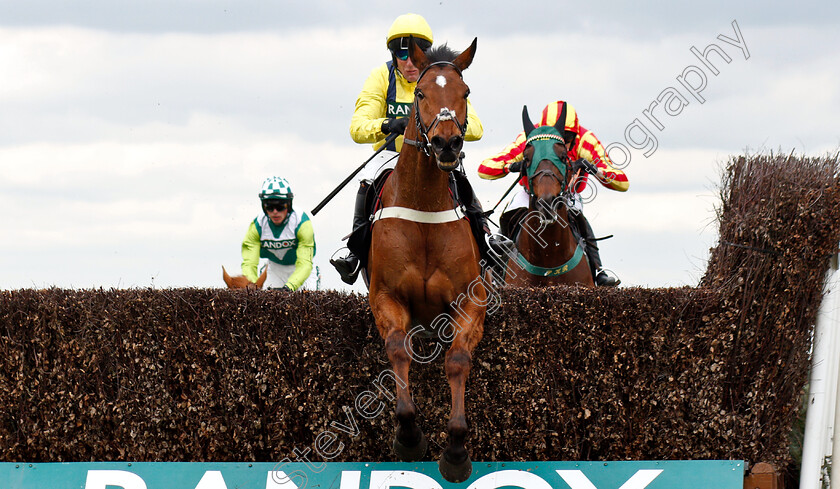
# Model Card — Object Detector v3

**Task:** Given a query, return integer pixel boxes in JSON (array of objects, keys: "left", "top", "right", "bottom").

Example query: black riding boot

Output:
[
  {"left": 330, "top": 183, "right": 368, "bottom": 285},
  {"left": 571, "top": 210, "right": 620, "bottom": 287},
  {"left": 499, "top": 207, "right": 527, "bottom": 243},
  {"left": 487, "top": 207, "right": 516, "bottom": 258}
]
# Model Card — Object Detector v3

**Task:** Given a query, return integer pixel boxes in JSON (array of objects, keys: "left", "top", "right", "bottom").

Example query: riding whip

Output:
[
  {"left": 488, "top": 174, "right": 521, "bottom": 216},
  {"left": 311, "top": 132, "right": 399, "bottom": 216}
]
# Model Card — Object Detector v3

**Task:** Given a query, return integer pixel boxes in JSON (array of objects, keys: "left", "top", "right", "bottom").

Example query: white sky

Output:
[{"left": 1, "top": 1, "right": 838, "bottom": 292}]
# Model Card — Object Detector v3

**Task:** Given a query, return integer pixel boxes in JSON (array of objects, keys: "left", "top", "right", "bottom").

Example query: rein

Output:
[{"left": 403, "top": 61, "right": 469, "bottom": 157}]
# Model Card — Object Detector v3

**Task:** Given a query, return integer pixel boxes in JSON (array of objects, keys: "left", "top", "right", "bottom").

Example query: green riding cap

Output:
[{"left": 259, "top": 176, "right": 294, "bottom": 201}]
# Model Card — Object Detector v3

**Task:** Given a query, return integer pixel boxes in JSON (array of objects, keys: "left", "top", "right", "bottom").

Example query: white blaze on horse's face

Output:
[
  {"left": 436, "top": 75, "right": 447, "bottom": 87},
  {"left": 437, "top": 108, "right": 456, "bottom": 121}
]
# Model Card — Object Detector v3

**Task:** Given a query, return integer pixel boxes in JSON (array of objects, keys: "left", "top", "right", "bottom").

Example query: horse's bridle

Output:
[
  {"left": 512, "top": 131, "right": 586, "bottom": 277},
  {"left": 403, "top": 61, "right": 469, "bottom": 157}
]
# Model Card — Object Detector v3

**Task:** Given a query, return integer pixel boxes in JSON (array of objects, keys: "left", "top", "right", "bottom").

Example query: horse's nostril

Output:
[
  {"left": 431, "top": 136, "right": 464, "bottom": 154},
  {"left": 430, "top": 135, "right": 446, "bottom": 152}
]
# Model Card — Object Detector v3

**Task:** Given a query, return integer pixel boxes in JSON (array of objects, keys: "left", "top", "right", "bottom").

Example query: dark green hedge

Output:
[{"left": 1, "top": 154, "right": 838, "bottom": 473}]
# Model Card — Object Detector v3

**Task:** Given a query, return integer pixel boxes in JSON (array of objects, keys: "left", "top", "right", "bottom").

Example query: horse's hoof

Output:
[
  {"left": 392, "top": 430, "right": 427, "bottom": 461},
  {"left": 439, "top": 452, "right": 472, "bottom": 483}
]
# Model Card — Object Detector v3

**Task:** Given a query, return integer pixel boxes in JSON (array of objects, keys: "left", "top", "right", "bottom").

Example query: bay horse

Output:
[
  {"left": 502, "top": 105, "right": 594, "bottom": 287},
  {"left": 367, "top": 38, "right": 486, "bottom": 482},
  {"left": 222, "top": 266, "right": 267, "bottom": 289}
]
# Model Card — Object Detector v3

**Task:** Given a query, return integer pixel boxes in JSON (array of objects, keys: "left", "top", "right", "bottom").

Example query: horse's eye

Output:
[
  {"left": 464, "top": 88, "right": 471, "bottom": 99},
  {"left": 415, "top": 90, "right": 425, "bottom": 100}
]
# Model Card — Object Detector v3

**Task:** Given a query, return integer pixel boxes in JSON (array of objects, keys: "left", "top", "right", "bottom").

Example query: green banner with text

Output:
[{"left": 0, "top": 460, "right": 744, "bottom": 489}]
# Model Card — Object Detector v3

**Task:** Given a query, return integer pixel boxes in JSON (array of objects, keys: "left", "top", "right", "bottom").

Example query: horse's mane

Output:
[{"left": 425, "top": 43, "right": 458, "bottom": 63}]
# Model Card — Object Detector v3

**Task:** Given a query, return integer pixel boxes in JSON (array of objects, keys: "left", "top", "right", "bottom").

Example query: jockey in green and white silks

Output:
[{"left": 241, "top": 177, "right": 316, "bottom": 290}]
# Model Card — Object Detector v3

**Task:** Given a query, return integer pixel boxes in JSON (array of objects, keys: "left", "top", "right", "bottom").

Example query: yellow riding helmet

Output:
[{"left": 386, "top": 13, "right": 434, "bottom": 48}]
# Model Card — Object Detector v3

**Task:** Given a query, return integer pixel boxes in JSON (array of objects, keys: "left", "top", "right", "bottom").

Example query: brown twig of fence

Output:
[{"left": 1, "top": 153, "right": 839, "bottom": 477}]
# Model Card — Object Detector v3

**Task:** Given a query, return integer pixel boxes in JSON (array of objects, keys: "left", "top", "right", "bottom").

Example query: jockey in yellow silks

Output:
[
  {"left": 331, "top": 13, "right": 500, "bottom": 285},
  {"left": 478, "top": 100, "right": 628, "bottom": 286}
]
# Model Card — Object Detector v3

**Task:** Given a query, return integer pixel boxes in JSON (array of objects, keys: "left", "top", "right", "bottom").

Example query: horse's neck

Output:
[
  {"left": 386, "top": 149, "right": 453, "bottom": 211},
  {"left": 518, "top": 212, "right": 579, "bottom": 265}
]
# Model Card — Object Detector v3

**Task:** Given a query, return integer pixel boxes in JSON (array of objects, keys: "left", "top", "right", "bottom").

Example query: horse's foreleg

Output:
[
  {"left": 439, "top": 334, "right": 480, "bottom": 483},
  {"left": 384, "top": 328, "right": 427, "bottom": 460},
  {"left": 443, "top": 347, "right": 471, "bottom": 460}
]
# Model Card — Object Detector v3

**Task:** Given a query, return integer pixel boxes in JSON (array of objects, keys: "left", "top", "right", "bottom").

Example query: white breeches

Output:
[
  {"left": 358, "top": 150, "right": 400, "bottom": 184},
  {"left": 503, "top": 186, "right": 584, "bottom": 214}
]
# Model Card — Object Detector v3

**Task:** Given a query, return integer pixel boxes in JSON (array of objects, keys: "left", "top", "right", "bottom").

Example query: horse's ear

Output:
[
  {"left": 554, "top": 102, "right": 567, "bottom": 135},
  {"left": 522, "top": 105, "right": 536, "bottom": 137},
  {"left": 408, "top": 36, "right": 429, "bottom": 71},
  {"left": 453, "top": 37, "right": 477, "bottom": 72},
  {"left": 255, "top": 267, "right": 268, "bottom": 289},
  {"left": 222, "top": 266, "right": 235, "bottom": 288}
]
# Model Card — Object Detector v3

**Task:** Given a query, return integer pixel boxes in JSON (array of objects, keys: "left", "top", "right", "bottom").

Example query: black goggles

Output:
[{"left": 262, "top": 201, "right": 288, "bottom": 212}]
